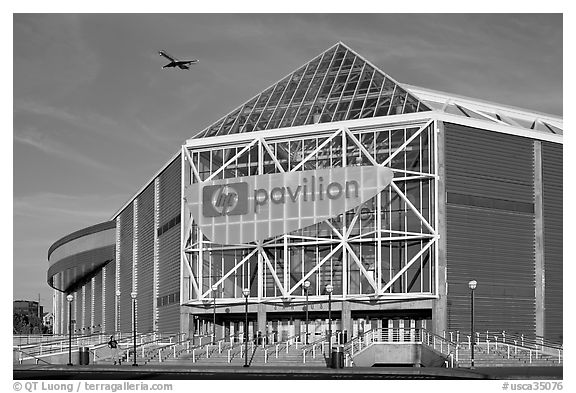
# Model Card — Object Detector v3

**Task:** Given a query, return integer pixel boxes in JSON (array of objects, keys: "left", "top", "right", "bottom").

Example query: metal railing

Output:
[
  {"left": 338, "top": 328, "right": 457, "bottom": 368},
  {"left": 445, "top": 330, "right": 563, "bottom": 365}
]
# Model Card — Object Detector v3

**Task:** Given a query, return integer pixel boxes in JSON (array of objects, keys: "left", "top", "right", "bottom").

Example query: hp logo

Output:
[{"left": 202, "top": 182, "right": 248, "bottom": 217}]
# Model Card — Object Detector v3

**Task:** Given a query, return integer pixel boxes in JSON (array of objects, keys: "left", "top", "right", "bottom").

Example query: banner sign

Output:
[{"left": 185, "top": 165, "right": 393, "bottom": 245}]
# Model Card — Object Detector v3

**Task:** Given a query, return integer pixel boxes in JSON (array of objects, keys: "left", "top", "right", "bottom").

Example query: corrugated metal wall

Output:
[
  {"left": 444, "top": 123, "right": 536, "bottom": 335},
  {"left": 84, "top": 281, "right": 92, "bottom": 331},
  {"left": 542, "top": 142, "right": 563, "bottom": 342},
  {"left": 157, "top": 156, "right": 182, "bottom": 333},
  {"left": 75, "top": 289, "right": 82, "bottom": 333},
  {"left": 137, "top": 183, "right": 155, "bottom": 332},
  {"left": 93, "top": 272, "right": 103, "bottom": 331},
  {"left": 104, "top": 262, "right": 116, "bottom": 333},
  {"left": 119, "top": 204, "right": 134, "bottom": 332}
]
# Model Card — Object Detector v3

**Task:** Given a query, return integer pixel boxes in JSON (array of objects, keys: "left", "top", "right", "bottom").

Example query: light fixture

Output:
[
  {"left": 130, "top": 291, "right": 138, "bottom": 366},
  {"left": 243, "top": 288, "right": 250, "bottom": 367}
]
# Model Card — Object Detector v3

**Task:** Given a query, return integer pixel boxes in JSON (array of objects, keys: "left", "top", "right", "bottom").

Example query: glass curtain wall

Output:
[{"left": 183, "top": 121, "right": 436, "bottom": 304}]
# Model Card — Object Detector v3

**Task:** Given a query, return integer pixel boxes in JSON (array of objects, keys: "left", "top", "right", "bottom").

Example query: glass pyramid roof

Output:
[{"left": 195, "top": 42, "right": 430, "bottom": 138}]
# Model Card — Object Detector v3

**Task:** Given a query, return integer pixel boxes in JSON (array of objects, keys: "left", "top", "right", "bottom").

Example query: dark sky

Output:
[{"left": 12, "top": 13, "right": 562, "bottom": 309}]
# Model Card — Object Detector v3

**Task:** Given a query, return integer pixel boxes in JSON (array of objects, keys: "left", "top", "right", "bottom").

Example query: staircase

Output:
[
  {"left": 342, "top": 328, "right": 563, "bottom": 368},
  {"left": 147, "top": 332, "right": 329, "bottom": 367}
]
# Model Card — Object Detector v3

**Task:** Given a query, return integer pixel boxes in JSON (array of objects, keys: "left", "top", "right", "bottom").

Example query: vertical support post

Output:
[
  {"left": 243, "top": 290, "right": 249, "bottom": 368},
  {"left": 471, "top": 287, "right": 475, "bottom": 369},
  {"left": 304, "top": 285, "right": 309, "bottom": 345},
  {"left": 533, "top": 141, "right": 545, "bottom": 339},
  {"left": 67, "top": 294, "right": 73, "bottom": 366},
  {"left": 132, "top": 293, "right": 138, "bottom": 366},
  {"left": 432, "top": 120, "right": 447, "bottom": 334}
]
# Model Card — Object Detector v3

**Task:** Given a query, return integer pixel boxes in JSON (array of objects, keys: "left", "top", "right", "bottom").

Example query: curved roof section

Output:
[
  {"left": 48, "top": 221, "right": 115, "bottom": 259},
  {"left": 48, "top": 221, "right": 115, "bottom": 293},
  {"left": 194, "top": 42, "right": 431, "bottom": 138}
]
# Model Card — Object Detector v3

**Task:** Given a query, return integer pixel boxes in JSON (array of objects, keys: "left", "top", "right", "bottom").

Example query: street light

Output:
[
  {"left": 325, "top": 284, "right": 333, "bottom": 366},
  {"left": 304, "top": 281, "right": 310, "bottom": 345},
  {"left": 468, "top": 280, "right": 477, "bottom": 369},
  {"left": 66, "top": 294, "right": 74, "bottom": 366},
  {"left": 131, "top": 291, "right": 138, "bottom": 366},
  {"left": 243, "top": 288, "right": 250, "bottom": 368},
  {"left": 115, "top": 290, "right": 121, "bottom": 334},
  {"left": 212, "top": 284, "right": 218, "bottom": 345}
]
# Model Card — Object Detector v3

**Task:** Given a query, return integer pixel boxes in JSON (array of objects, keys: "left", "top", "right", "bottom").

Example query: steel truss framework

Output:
[{"left": 181, "top": 117, "right": 438, "bottom": 307}]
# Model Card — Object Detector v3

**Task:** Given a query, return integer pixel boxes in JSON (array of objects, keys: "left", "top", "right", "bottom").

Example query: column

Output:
[
  {"left": 432, "top": 120, "right": 448, "bottom": 334},
  {"left": 257, "top": 303, "right": 267, "bottom": 337},
  {"left": 341, "top": 301, "right": 352, "bottom": 341},
  {"left": 534, "top": 141, "right": 545, "bottom": 338}
]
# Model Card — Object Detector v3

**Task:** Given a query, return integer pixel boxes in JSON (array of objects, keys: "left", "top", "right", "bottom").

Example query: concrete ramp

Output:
[{"left": 352, "top": 343, "right": 447, "bottom": 367}]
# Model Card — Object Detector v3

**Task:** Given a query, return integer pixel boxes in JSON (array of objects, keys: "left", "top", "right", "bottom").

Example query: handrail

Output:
[
  {"left": 13, "top": 347, "right": 53, "bottom": 365},
  {"left": 14, "top": 332, "right": 161, "bottom": 363},
  {"left": 448, "top": 330, "right": 563, "bottom": 350},
  {"left": 15, "top": 332, "right": 110, "bottom": 350},
  {"left": 343, "top": 328, "right": 456, "bottom": 360}
]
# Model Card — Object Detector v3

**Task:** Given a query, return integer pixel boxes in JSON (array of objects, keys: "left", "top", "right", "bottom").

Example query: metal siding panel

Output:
[
  {"left": 75, "top": 289, "right": 83, "bottom": 333},
  {"left": 159, "top": 156, "right": 181, "bottom": 225},
  {"left": 158, "top": 227, "right": 180, "bottom": 297},
  {"left": 446, "top": 206, "right": 536, "bottom": 335},
  {"left": 445, "top": 123, "right": 534, "bottom": 203},
  {"left": 137, "top": 183, "right": 155, "bottom": 333},
  {"left": 445, "top": 124, "right": 536, "bottom": 336},
  {"left": 84, "top": 280, "right": 92, "bottom": 331},
  {"left": 93, "top": 271, "right": 103, "bottom": 331},
  {"left": 104, "top": 262, "right": 116, "bottom": 333},
  {"left": 119, "top": 204, "right": 133, "bottom": 333},
  {"left": 542, "top": 142, "right": 563, "bottom": 342},
  {"left": 157, "top": 303, "right": 180, "bottom": 334},
  {"left": 157, "top": 155, "right": 181, "bottom": 334}
]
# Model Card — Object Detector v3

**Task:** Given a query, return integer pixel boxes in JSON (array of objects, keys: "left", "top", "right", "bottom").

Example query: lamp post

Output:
[
  {"left": 212, "top": 284, "right": 218, "bottom": 345},
  {"left": 131, "top": 291, "right": 138, "bottom": 366},
  {"left": 115, "top": 290, "right": 121, "bottom": 334},
  {"left": 243, "top": 288, "right": 250, "bottom": 367},
  {"left": 468, "top": 280, "right": 477, "bottom": 369},
  {"left": 304, "top": 281, "right": 310, "bottom": 345},
  {"left": 66, "top": 294, "right": 74, "bottom": 366},
  {"left": 326, "top": 284, "right": 333, "bottom": 364}
]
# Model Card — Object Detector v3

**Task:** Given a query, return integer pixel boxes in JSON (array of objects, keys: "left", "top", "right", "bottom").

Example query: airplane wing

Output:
[
  {"left": 159, "top": 51, "right": 177, "bottom": 62},
  {"left": 177, "top": 64, "right": 190, "bottom": 70}
]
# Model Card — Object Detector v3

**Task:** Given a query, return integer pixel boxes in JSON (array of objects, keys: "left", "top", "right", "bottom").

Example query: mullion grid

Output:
[
  {"left": 263, "top": 72, "right": 300, "bottom": 130},
  {"left": 341, "top": 60, "right": 366, "bottom": 121},
  {"left": 243, "top": 86, "right": 276, "bottom": 133},
  {"left": 277, "top": 59, "right": 318, "bottom": 128},
  {"left": 348, "top": 63, "right": 372, "bottom": 120},
  {"left": 329, "top": 52, "right": 358, "bottom": 122},
  {"left": 303, "top": 47, "right": 340, "bottom": 125},
  {"left": 315, "top": 48, "right": 348, "bottom": 123},
  {"left": 270, "top": 66, "right": 308, "bottom": 129},
  {"left": 288, "top": 55, "right": 325, "bottom": 128}
]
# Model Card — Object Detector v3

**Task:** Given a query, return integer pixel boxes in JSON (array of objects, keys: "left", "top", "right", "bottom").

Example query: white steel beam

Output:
[
  {"left": 344, "top": 243, "right": 379, "bottom": 292},
  {"left": 260, "top": 137, "right": 286, "bottom": 173},
  {"left": 380, "top": 239, "right": 436, "bottom": 294},
  {"left": 290, "top": 128, "right": 341, "bottom": 172},
  {"left": 390, "top": 182, "right": 436, "bottom": 235},
  {"left": 260, "top": 247, "right": 288, "bottom": 298},
  {"left": 201, "top": 248, "right": 259, "bottom": 299},
  {"left": 205, "top": 138, "right": 258, "bottom": 181},
  {"left": 287, "top": 243, "right": 344, "bottom": 296},
  {"left": 381, "top": 120, "right": 433, "bottom": 167}
]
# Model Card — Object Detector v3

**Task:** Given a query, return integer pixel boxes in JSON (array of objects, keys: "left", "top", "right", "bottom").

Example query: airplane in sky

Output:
[{"left": 158, "top": 50, "right": 199, "bottom": 70}]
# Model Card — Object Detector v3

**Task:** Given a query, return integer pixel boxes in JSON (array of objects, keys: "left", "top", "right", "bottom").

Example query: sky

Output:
[{"left": 12, "top": 13, "right": 563, "bottom": 312}]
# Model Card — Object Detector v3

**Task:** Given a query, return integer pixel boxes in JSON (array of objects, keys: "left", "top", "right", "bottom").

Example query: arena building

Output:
[{"left": 47, "top": 42, "right": 563, "bottom": 344}]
